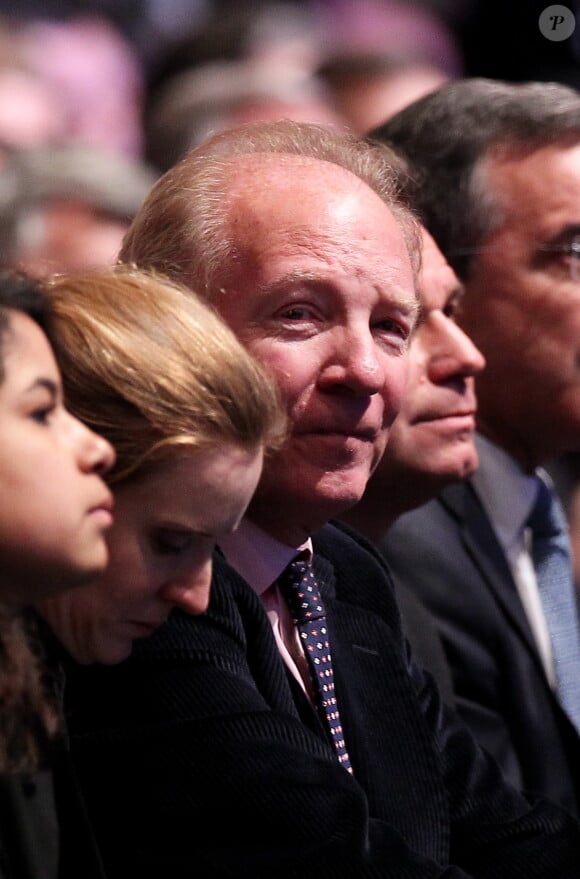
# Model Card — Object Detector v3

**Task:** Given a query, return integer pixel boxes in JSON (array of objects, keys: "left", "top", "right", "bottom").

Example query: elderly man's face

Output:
[
  {"left": 460, "top": 143, "right": 580, "bottom": 468},
  {"left": 374, "top": 229, "right": 484, "bottom": 498},
  {"left": 214, "top": 156, "right": 417, "bottom": 543}
]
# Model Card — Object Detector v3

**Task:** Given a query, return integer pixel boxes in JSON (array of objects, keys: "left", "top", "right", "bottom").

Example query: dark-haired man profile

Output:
[
  {"left": 370, "top": 77, "right": 580, "bottom": 815},
  {"left": 342, "top": 226, "right": 484, "bottom": 693}
]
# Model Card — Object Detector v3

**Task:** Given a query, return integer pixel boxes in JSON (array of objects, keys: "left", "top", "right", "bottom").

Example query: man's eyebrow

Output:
[
  {"left": 542, "top": 223, "right": 580, "bottom": 245},
  {"left": 256, "top": 270, "right": 327, "bottom": 294},
  {"left": 259, "top": 271, "right": 419, "bottom": 315}
]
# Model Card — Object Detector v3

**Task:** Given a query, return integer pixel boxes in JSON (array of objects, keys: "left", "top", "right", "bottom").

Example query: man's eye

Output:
[
  {"left": 279, "top": 306, "right": 312, "bottom": 320},
  {"left": 375, "top": 318, "right": 409, "bottom": 341},
  {"left": 538, "top": 237, "right": 580, "bottom": 281},
  {"left": 564, "top": 241, "right": 580, "bottom": 259},
  {"left": 539, "top": 238, "right": 580, "bottom": 260}
]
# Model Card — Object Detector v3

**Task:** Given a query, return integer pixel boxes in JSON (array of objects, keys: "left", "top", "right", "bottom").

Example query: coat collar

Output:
[{"left": 438, "top": 480, "right": 543, "bottom": 665}]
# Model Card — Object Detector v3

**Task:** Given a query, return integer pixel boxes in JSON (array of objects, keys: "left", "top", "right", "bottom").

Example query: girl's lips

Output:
[{"left": 89, "top": 506, "right": 114, "bottom": 528}]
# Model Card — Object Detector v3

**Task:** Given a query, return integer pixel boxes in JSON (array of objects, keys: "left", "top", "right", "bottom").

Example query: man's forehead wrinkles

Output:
[{"left": 254, "top": 265, "right": 417, "bottom": 307}]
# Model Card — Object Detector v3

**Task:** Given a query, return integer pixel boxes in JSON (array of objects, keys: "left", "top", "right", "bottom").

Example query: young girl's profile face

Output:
[{"left": 0, "top": 309, "right": 115, "bottom": 608}]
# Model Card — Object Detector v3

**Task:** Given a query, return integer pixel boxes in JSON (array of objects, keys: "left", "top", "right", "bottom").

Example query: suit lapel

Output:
[
  {"left": 310, "top": 529, "right": 448, "bottom": 852},
  {"left": 213, "top": 553, "right": 330, "bottom": 740},
  {"left": 440, "top": 481, "right": 544, "bottom": 666}
]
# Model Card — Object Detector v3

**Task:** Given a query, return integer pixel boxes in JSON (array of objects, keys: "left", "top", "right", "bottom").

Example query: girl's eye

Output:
[
  {"left": 31, "top": 405, "right": 55, "bottom": 425},
  {"left": 443, "top": 301, "right": 458, "bottom": 319}
]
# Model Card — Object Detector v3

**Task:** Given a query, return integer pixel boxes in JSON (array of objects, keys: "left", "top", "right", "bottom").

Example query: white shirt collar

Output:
[
  {"left": 218, "top": 518, "right": 312, "bottom": 597},
  {"left": 471, "top": 433, "right": 539, "bottom": 551}
]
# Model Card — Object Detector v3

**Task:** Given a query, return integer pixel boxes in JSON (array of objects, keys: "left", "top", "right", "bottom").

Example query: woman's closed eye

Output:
[{"left": 151, "top": 529, "right": 194, "bottom": 556}]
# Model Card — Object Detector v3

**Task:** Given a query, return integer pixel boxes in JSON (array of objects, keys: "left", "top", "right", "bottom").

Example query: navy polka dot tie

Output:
[{"left": 278, "top": 556, "right": 353, "bottom": 773}]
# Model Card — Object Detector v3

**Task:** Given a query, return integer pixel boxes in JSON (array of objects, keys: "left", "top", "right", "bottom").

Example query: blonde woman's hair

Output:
[{"left": 43, "top": 266, "right": 285, "bottom": 485}]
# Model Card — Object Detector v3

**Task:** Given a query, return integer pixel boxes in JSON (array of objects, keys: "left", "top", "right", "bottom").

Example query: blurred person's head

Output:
[
  {"left": 342, "top": 228, "right": 485, "bottom": 539},
  {"left": 145, "top": 1, "right": 321, "bottom": 96},
  {"left": 372, "top": 78, "right": 580, "bottom": 470},
  {"left": 144, "top": 60, "right": 346, "bottom": 172},
  {"left": 120, "top": 120, "right": 420, "bottom": 545},
  {"left": 37, "top": 267, "right": 284, "bottom": 664},
  {"left": 22, "top": 14, "right": 144, "bottom": 156},
  {"left": 0, "top": 69, "right": 66, "bottom": 152},
  {"left": 0, "top": 144, "right": 157, "bottom": 274},
  {"left": 318, "top": 52, "right": 449, "bottom": 134},
  {"left": 315, "top": 0, "right": 462, "bottom": 78}
]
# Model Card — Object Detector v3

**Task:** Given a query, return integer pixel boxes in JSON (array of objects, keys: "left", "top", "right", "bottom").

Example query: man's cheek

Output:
[{"left": 370, "top": 431, "right": 390, "bottom": 473}]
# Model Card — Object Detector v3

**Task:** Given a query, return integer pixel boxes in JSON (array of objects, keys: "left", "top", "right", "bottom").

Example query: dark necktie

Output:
[
  {"left": 527, "top": 476, "right": 580, "bottom": 733},
  {"left": 278, "top": 556, "right": 353, "bottom": 773}
]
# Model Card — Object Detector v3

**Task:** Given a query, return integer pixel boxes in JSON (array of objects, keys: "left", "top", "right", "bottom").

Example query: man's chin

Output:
[
  {"left": 422, "top": 451, "right": 479, "bottom": 487},
  {"left": 248, "top": 471, "right": 370, "bottom": 537},
  {"left": 314, "top": 477, "right": 371, "bottom": 518}
]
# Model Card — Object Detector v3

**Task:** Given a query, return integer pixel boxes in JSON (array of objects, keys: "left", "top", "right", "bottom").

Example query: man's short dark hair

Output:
[{"left": 369, "top": 78, "right": 580, "bottom": 279}]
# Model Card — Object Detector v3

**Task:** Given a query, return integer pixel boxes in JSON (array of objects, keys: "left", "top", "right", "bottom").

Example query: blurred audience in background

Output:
[
  {"left": 314, "top": 0, "right": 461, "bottom": 132},
  {"left": 0, "top": 144, "right": 157, "bottom": 275},
  {"left": 317, "top": 50, "right": 449, "bottom": 135},
  {"left": 0, "top": 12, "right": 144, "bottom": 157},
  {"left": 0, "top": 67, "right": 65, "bottom": 154},
  {"left": 20, "top": 15, "right": 145, "bottom": 157},
  {"left": 0, "top": 1, "right": 464, "bottom": 161},
  {"left": 145, "top": 59, "right": 345, "bottom": 172},
  {"left": 142, "top": 1, "right": 343, "bottom": 170}
]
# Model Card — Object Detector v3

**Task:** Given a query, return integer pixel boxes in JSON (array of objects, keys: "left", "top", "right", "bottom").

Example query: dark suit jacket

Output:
[
  {"left": 0, "top": 771, "right": 59, "bottom": 879},
  {"left": 60, "top": 523, "right": 580, "bottom": 878},
  {"left": 381, "top": 480, "right": 580, "bottom": 816},
  {"left": 393, "top": 578, "right": 455, "bottom": 705},
  {"left": 0, "top": 622, "right": 107, "bottom": 879},
  {"left": 0, "top": 746, "right": 106, "bottom": 879}
]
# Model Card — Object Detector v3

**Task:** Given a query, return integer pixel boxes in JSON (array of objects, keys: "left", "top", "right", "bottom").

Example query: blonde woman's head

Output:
[
  {"left": 44, "top": 265, "right": 285, "bottom": 486},
  {"left": 37, "top": 265, "right": 286, "bottom": 666}
]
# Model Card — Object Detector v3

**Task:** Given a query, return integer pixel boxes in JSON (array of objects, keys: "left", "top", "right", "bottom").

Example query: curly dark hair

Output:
[
  {"left": 0, "top": 272, "right": 58, "bottom": 773},
  {"left": 0, "top": 610, "right": 57, "bottom": 773}
]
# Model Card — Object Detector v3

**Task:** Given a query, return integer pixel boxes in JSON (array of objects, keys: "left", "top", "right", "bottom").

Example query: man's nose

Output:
[
  {"left": 427, "top": 315, "right": 485, "bottom": 384},
  {"left": 318, "top": 329, "right": 385, "bottom": 396}
]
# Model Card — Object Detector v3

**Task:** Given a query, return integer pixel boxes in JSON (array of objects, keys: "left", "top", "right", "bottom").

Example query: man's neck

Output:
[
  {"left": 476, "top": 417, "right": 540, "bottom": 474},
  {"left": 218, "top": 517, "right": 312, "bottom": 595}
]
